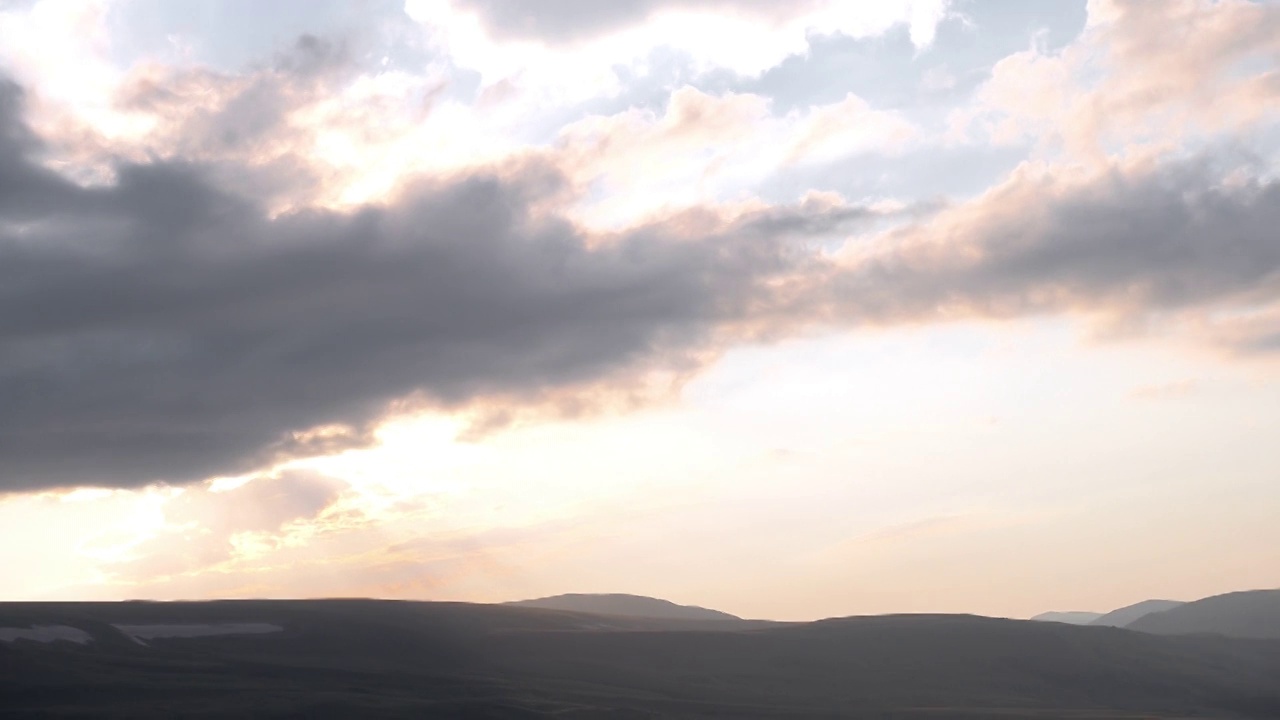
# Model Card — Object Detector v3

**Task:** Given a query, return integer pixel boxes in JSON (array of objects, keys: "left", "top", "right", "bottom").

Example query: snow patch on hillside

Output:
[
  {"left": 112, "top": 622, "right": 283, "bottom": 644},
  {"left": 0, "top": 625, "right": 93, "bottom": 644}
]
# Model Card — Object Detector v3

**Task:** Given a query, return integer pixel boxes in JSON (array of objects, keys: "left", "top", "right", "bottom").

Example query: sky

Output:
[{"left": 0, "top": 0, "right": 1278, "bottom": 622}]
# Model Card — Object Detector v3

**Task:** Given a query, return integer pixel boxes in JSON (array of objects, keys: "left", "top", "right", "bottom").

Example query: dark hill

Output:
[
  {"left": 1089, "top": 599, "right": 1184, "bottom": 628},
  {"left": 504, "top": 593, "right": 740, "bottom": 621},
  {"left": 1129, "top": 589, "right": 1280, "bottom": 639},
  {"left": 3, "top": 600, "right": 1280, "bottom": 717}
]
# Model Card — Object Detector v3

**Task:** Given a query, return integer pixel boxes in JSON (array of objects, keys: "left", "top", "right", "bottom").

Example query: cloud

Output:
[
  {"left": 0, "top": 75, "right": 889, "bottom": 492},
  {"left": 0, "top": 78, "right": 35, "bottom": 152},
  {"left": 33, "top": 33, "right": 374, "bottom": 211},
  {"left": 436, "top": 0, "right": 952, "bottom": 48},
  {"left": 951, "top": 0, "right": 1280, "bottom": 156},
  {"left": 93, "top": 483, "right": 590, "bottom": 599},
  {"left": 910, "top": 164, "right": 1273, "bottom": 287},
  {"left": 438, "top": 0, "right": 692, "bottom": 44},
  {"left": 420, "top": 0, "right": 951, "bottom": 49},
  {"left": 819, "top": 158, "right": 1280, "bottom": 343},
  {"left": 2, "top": 1, "right": 1279, "bottom": 495},
  {"left": 0, "top": 78, "right": 82, "bottom": 216},
  {"left": 405, "top": 0, "right": 952, "bottom": 105},
  {"left": 556, "top": 86, "right": 917, "bottom": 229},
  {"left": 107, "top": 470, "right": 349, "bottom": 582}
]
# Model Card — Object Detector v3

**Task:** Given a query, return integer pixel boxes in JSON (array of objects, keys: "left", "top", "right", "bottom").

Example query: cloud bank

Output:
[
  {"left": 0, "top": 76, "right": 883, "bottom": 491},
  {"left": 1, "top": 0, "right": 1279, "bottom": 494}
]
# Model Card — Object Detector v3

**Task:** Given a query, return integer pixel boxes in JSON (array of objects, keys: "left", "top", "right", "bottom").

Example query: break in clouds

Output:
[{"left": 2, "top": 4, "right": 1280, "bottom": 493}]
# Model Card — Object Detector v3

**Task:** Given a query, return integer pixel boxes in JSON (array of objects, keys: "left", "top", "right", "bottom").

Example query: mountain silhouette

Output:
[
  {"left": 1089, "top": 599, "right": 1184, "bottom": 627},
  {"left": 1128, "top": 589, "right": 1280, "bottom": 639},
  {"left": 1030, "top": 611, "right": 1102, "bottom": 625},
  {"left": 504, "top": 592, "right": 741, "bottom": 621}
]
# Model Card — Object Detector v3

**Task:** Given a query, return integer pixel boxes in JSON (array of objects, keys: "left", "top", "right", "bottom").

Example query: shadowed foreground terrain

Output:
[{"left": 3, "top": 600, "right": 1280, "bottom": 718}]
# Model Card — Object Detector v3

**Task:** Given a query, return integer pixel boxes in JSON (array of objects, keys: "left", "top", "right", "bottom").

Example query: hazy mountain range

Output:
[
  {"left": 1129, "top": 590, "right": 1280, "bottom": 639},
  {"left": 1028, "top": 610, "right": 1104, "bottom": 625},
  {"left": 3, "top": 588, "right": 1280, "bottom": 717},
  {"left": 1032, "top": 598, "right": 1188, "bottom": 628},
  {"left": 1091, "top": 599, "right": 1186, "bottom": 628}
]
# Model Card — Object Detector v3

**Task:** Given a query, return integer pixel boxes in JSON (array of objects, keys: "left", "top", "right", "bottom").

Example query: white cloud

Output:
[
  {"left": 405, "top": 0, "right": 952, "bottom": 105},
  {"left": 557, "top": 87, "right": 917, "bottom": 229},
  {"left": 950, "top": 0, "right": 1280, "bottom": 161}
]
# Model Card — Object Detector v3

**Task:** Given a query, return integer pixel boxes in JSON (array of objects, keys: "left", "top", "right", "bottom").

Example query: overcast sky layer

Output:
[{"left": 0, "top": 0, "right": 1278, "bottom": 620}]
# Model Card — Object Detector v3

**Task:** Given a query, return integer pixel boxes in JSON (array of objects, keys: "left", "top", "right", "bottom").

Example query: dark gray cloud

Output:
[
  {"left": 0, "top": 76, "right": 871, "bottom": 493},
  {"left": 3, "top": 69, "right": 1280, "bottom": 494},
  {"left": 0, "top": 80, "right": 81, "bottom": 219},
  {"left": 0, "top": 79, "right": 32, "bottom": 153}
]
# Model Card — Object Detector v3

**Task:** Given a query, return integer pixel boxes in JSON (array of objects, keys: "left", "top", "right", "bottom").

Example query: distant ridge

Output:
[
  {"left": 1128, "top": 589, "right": 1280, "bottom": 639},
  {"left": 504, "top": 593, "right": 740, "bottom": 621},
  {"left": 1030, "top": 611, "right": 1102, "bottom": 625},
  {"left": 1089, "top": 599, "right": 1184, "bottom": 628}
]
